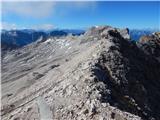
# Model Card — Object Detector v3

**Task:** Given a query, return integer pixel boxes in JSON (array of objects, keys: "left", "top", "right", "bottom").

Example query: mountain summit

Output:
[{"left": 1, "top": 26, "right": 160, "bottom": 120}]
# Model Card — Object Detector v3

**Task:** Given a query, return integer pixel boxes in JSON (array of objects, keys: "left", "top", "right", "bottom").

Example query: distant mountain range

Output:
[
  {"left": 129, "top": 29, "right": 157, "bottom": 41},
  {"left": 1, "top": 29, "right": 85, "bottom": 51},
  {"left": 1, "top": 28, "right": 158, "bottom": 51}
]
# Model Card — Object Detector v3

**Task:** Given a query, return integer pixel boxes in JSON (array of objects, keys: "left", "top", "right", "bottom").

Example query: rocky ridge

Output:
[{"left": 1, "top": 26, "right": 160, "bottom": 120}]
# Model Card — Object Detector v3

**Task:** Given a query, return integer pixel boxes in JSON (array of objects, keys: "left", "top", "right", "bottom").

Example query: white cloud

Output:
[
  {"left": 2, "top": 1, "right": 96, "bottom": 19},
  {"left": 1, "top": 22, "right": 17, "bottom": 30},
  {"left": 31, "top": 24, "right": 54, "bottom": 30},
  {"left": 1, "top": 22, "right": 55, "bottom": 30},
  {"left": 1, "top": 1, "right": 97, "bottom": 30},
  {"left": 2, "top": 1, "right": 55, "bottom": 18}
]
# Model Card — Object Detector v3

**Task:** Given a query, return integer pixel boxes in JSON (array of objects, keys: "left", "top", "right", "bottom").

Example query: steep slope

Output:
[
  {"left": 88, "top": 28, "right": 160, "bottom": 120},
  {"left": 138, "top": 32, "right": 160, "bottom": 62},
  {"left": 1, "top": 26, "right": 160, "bottom": 120}
]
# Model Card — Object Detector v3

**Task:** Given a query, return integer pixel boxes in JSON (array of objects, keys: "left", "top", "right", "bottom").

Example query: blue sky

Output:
[{"left": 1, "top": 1, "right": 160, "bottom": 30}]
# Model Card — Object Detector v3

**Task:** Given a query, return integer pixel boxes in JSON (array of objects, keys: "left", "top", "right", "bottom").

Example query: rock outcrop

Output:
[
  {"left": 138, "top": 32, "right": 160, "bottom": 62},
  {"left": 1, "top": 26, "right": 160, "bottom": 120}
]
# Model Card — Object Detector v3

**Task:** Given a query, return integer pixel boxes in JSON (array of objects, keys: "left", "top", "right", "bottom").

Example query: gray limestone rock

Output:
[{"left": 2, "top": 25, "right": 159, "bottom": 120}]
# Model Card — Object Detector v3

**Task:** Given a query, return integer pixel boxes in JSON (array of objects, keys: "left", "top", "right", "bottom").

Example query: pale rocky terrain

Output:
[{"left": 1, "top": 26, "right": 160, "bottom": 120}]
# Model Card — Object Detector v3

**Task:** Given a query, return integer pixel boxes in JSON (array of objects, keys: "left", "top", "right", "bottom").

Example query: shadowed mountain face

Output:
[
  {"left": 1, "top": 30, "right": 47, "bottom": 51},
  {"left": 1, "top": 26, "right": 160, "bottom": 120},
  {"left": 1, "top": 29, "right": 84, "bottom": 51}
]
